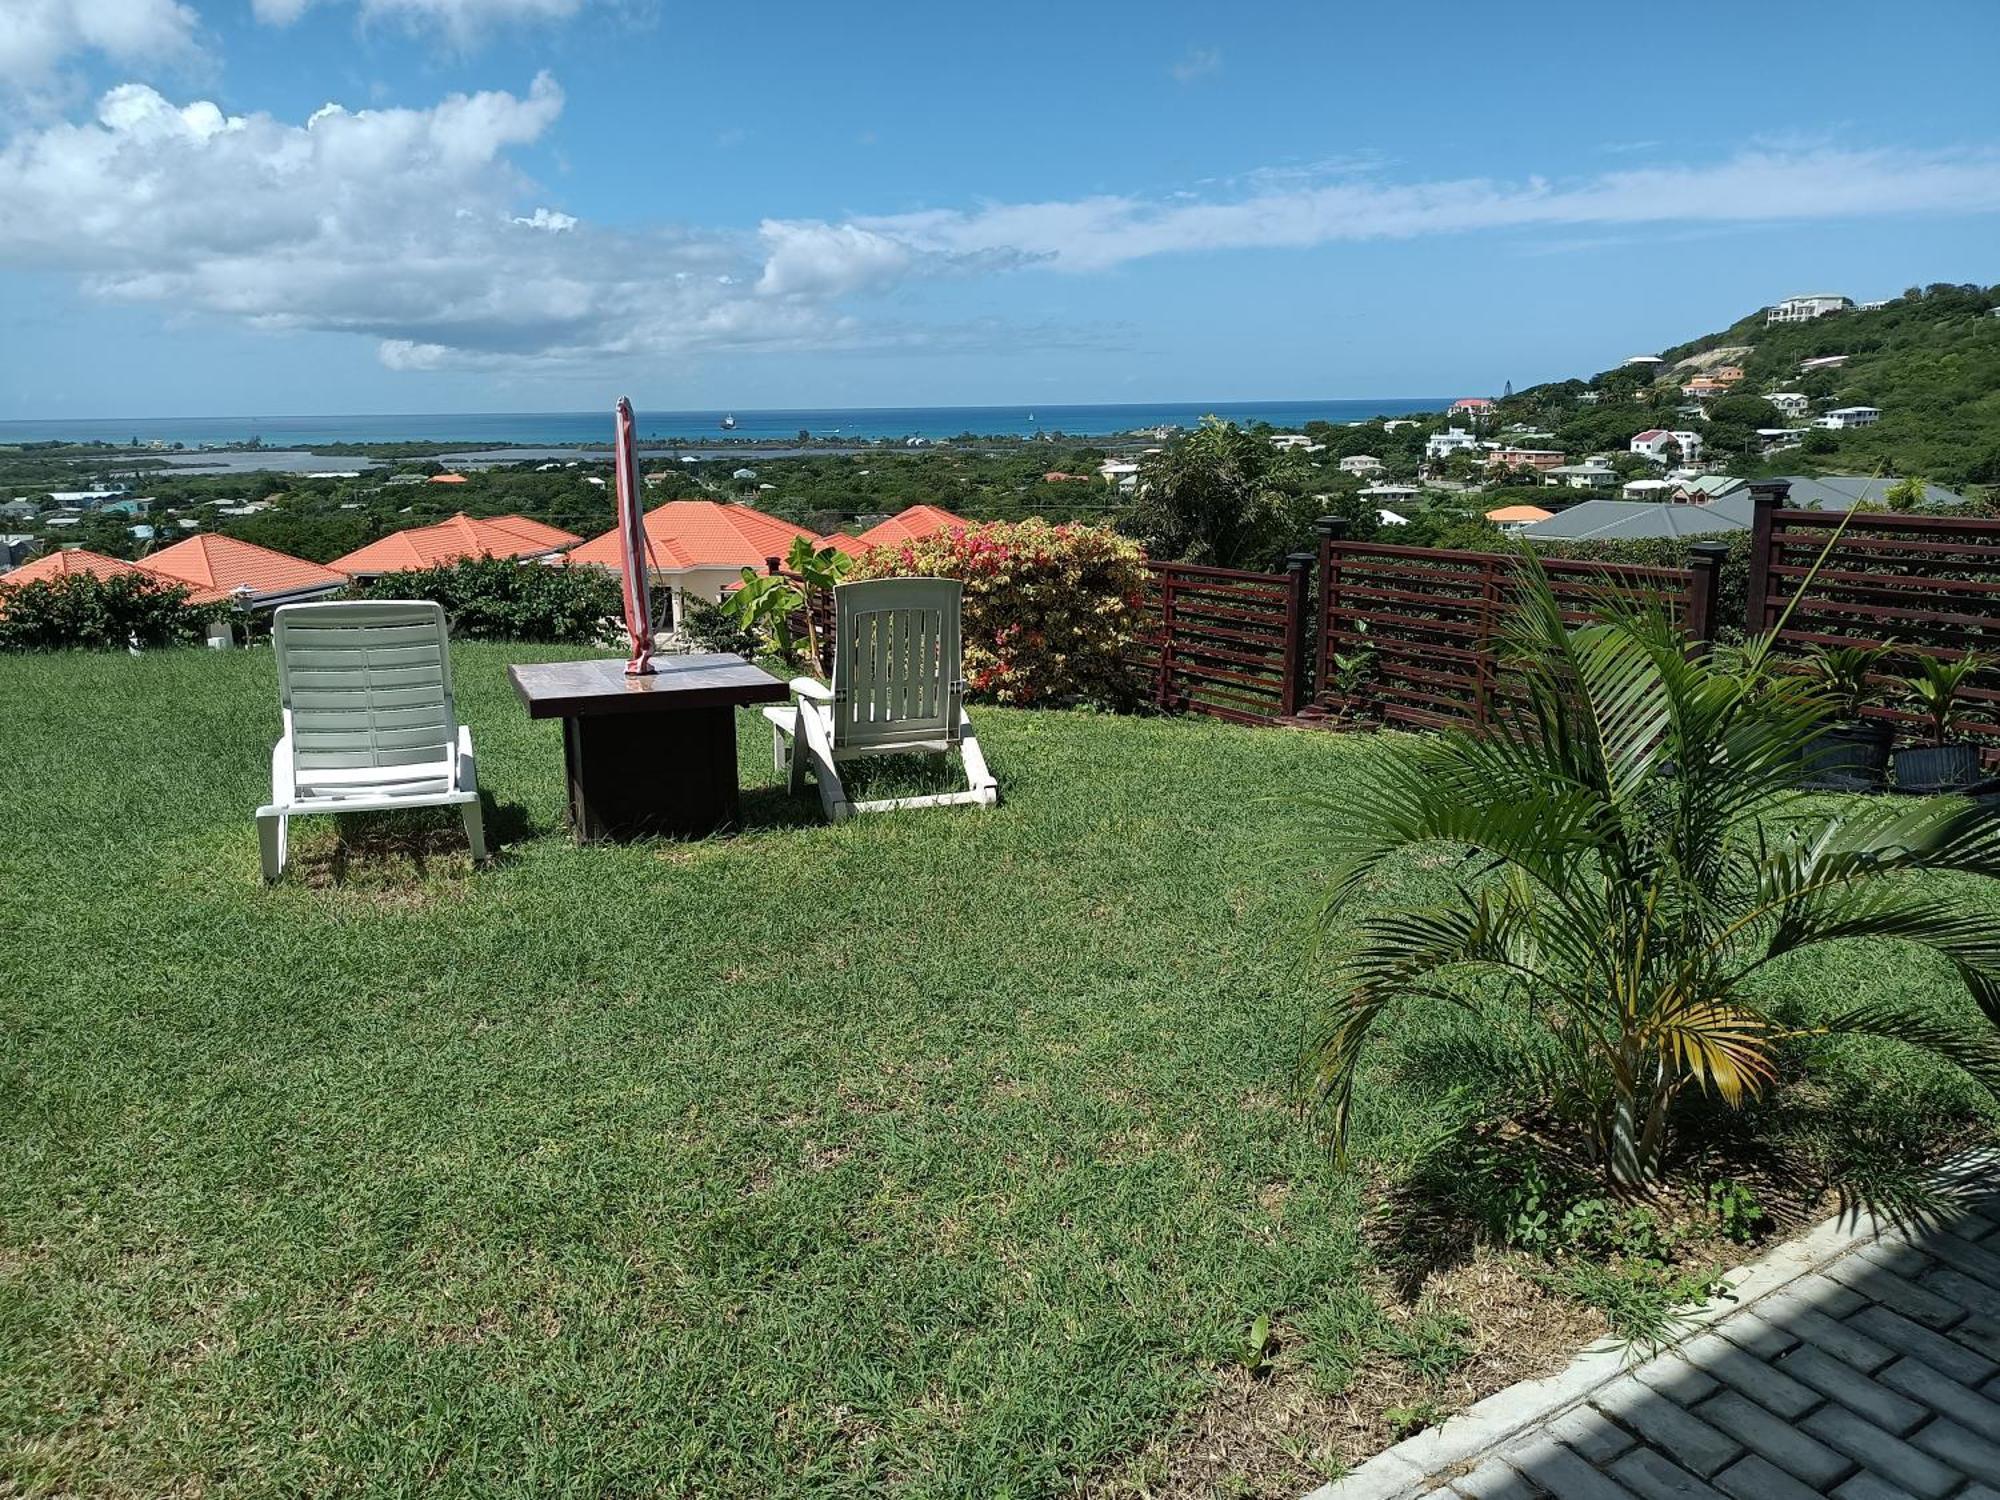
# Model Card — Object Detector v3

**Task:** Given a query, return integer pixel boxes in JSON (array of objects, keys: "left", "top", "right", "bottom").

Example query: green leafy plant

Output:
[
  {"left": 721, "top": 535, "right": 851, "bottom": 668},
  {"left": 1800, "top": 642, "right": 1896, "bottom": 720},
  {"left": 1901, "top": 651, "right": 1993, "bottom": 747},
  {"left": 0, "top": 571, "right": 216, "bottom": 651},
  {"left": 1701, "top": 1179, "right": 1768, "bottom": 1244},
  {"left": 343, "top": 556, "right": 620, "bottom": 642},
  {"left": 1237, "top": 1313, "right": 1274, "bottom": 1378},
  {"left": 1310, "top": 556, "right": 2000, "bottom": 1189}
]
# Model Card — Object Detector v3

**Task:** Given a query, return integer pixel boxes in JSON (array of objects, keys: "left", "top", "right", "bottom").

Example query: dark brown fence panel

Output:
[
  {"left": 1746, "top": 494, "right": 2000, "bottom": 750},
  {"left": 1130, "top": 559, "right": 1312, "bottom": 725},
  {"left": 1303, "top": 521, "right": 1707, "bottom": 732}
]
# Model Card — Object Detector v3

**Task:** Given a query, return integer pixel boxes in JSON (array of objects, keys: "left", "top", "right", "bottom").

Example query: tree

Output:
[
  {"left": 1884, "top": 475, "right": 1929, "bottom": 511},
  {"left": 1126, "top": 417, "right": 1311, "bottom": 568},
  {"left": 1309, "top": 561, "right": 2000, "bottom": 1189}
]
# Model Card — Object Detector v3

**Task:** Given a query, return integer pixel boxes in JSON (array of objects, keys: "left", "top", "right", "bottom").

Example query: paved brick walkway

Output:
[
  {"left": 1316, "top": 1165, "right": 2000, "bottom": 1500},
  {"left": 1436, "top": 1197, "right": 2000, "bottom": 1500}
]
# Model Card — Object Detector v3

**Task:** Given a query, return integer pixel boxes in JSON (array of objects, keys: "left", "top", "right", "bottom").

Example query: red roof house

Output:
[
  {"left": 570, "top": 500, "right": 818, "bottom": 594},
  {"left": 0, "top": 548, "right": 138, "bottom": 587},
  {"left": 820, "top": 504, "right": 974, "bottom": 557},
  {"left": 428, "top": 472, "right": 469, "bottom": 485},
  {"left": 329, "top": 513, "right": 582, "bottom": 578},
  {"left": 136, "top": 534, "right": 347, "bottom": 607}
]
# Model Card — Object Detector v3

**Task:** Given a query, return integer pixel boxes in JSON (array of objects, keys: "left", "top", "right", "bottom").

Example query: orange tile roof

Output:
[
  {"left": 1, "top": 548, "right": 137, "bottom": 586},
  {"left": 137, "top": 533, "right": 347, "bottom": 603},
  {"left": 429, "top": 472, "right": 469, "bottom": 484},
  {"left": 820, "top": 504, "right": 973, "bottom": 557},
  {"left": 329, "top": 513, "right": 582, "bottom": 576},
  {"left": 1485, "top": 504, "right": 1556, "bottom": 523},
  {"left": 570, "top": 500, "right": 818, "bottom": 573}
]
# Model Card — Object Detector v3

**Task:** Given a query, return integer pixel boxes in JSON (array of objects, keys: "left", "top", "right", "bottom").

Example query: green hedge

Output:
[
  {"left": 0, "top": 573, "right": 217, "bottom": 652},
  {"left": 342, "top": 557, "right": 621, "bottom": 643}
]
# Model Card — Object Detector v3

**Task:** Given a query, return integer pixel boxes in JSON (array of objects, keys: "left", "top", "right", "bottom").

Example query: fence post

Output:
[
  {"left": 1742, "top": 481, "right": 1790, "bottom": 636},
  {"left": 1313, "top": 516, "right": 1348, "bottom": 711},
  {"left": 1281, "top": 551, "right": 1315, "bottom": 716},
  {"left": 1154, "top": 567, "right": 1177, "bottom": 712},
  {"left": 1685, "top": 541, "right": 1730, "bottom": 645}
]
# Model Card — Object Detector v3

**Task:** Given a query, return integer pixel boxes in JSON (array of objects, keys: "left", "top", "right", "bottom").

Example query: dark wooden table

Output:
[{"left": 509, "top": 654, "right": 790, "bottom": 842}]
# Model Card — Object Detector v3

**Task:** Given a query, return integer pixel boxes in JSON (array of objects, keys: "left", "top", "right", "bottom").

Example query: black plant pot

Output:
[
  {"left": 1801, "top": 721, "right": 1892, "bottom": 792},
  {"left": 1892, "top": 742, "right": 1984, "bottom": 796}
]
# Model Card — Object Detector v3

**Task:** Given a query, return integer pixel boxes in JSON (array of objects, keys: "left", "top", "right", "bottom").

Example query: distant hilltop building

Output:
[
  {"left": 1622, "top": 355, "right": 1664, "bottom": 368},
  {"left": 1448, "top": 397, "right": 1495, "bottom": 417},
  {"left": 1767, "top": 293, "right": 1852, "bottom": 324}
]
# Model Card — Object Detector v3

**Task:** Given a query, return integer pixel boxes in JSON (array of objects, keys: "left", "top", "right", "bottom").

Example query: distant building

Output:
[
  {"left": 820, "top": 504, "right": 973, "bottom": 558},
  {"left": 1815, "top": 406, "right": 1880, "bottom": 429},
  {"left": 1546, "top": 462, "right": 1618, "bottom": 490},
  {"left": 1578, "top": 391, "right": 1603, "bottom": 404},
  {"left": 1799, "top": 354, "right": 1850, "bottom": 372},
  {"left": 568, "top": 500, "right": 818, "bottom": 628},
  {"left": 1269, "top": 434, "right": 1323, "bottom": 452},
  {"left": 731, "top": 467, "right": 759, "bottom": 480},
  {"left": 47, "top": 486, "right": 129, "bottom": 508},
  {"left": 1099, "top": 459, "right": 1141, "bottom": 491},
  {"left": 138, "top": 534, "right": 347, "bottom": 610},
  {"left": 1382, "top": 419, "right": 1420, "bottom": 431},
  {"left": 1758, "top": 428, "right": 1811, "bottom": 452},
  {"left": 1337, "top": 454, "right": 1384, "bottom": 476},
  {"left": 1766, "top": 392, "right": 1810, "bottom": 418},
  {"left": 427, "top": 472, "right": 469, "bottom": 485},
  {"left": 1376, "top": 509, "right": 1411, "bottom": 527},
  {"left": 0, "top": 533, "right": 39, "bottom": 571},
  {"left": 1767, "top": 294, "right": 1851, "bottom": 324},
  {"left": 1359, "top": 483, "right": 1421, "bottom": 506},
  {"left": 1709, "top": 366, "right": 1746, "bottom": 384},
  {"left": 1622, "top": 355, "right": 1664, "bottom": 368},
  {"left": 1487, "top": 447, "right": 1565, "bottom": 473},
  {"left": 0, "top": 499, "right": 37, "bottom": 522},
  {"left": 1629, "top": 429, "right": 1704, "bottom": 464},
  {"left": 1447, "top": 397, "right": 1495, "bottom": 417},
  {"left": 1425, "top": 427, "right": 1479, "bottom": 460},
  {"left": 329, "top": 512, "right": 582, "bottom": 579},
  {"left": 1682, "top": 378, "right": 1731, "bottom": 399},
  {"left": 1621, "top": 479, "right": 1673, "bottom": 500},
  {"left": 1486, "top": 504, "right": 1555, "bottom": 534}
]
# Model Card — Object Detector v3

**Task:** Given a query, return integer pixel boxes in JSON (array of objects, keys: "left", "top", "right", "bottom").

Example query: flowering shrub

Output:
[
  {"left": 0, "top": 572, "right": 216, "bottom": 651},
  {"left": 850, "top": 519, "right": 1147, "bottom": 706}
]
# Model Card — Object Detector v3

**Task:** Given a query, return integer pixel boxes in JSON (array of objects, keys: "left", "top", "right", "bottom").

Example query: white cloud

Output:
[
  {"left": 0, "top": 73, "right": 874, "bottom": 369},
  {"left": 512, "top": 206, "right": 576, "bottom": 231},
  {"left": 251, "top": 0, "right": 587, "bottom": 41},
  {"left": 820, "top": 146, "right": 2000, "bottom": 276},
  {"left": 5, "top": 81, "right": 2000, "bottom": 379},
  {"left": 1169, "top": 46, "right": 1220, "bottom": 83},
  {"left": 0, "top": 0, "right": 200, "bottom": 92}
]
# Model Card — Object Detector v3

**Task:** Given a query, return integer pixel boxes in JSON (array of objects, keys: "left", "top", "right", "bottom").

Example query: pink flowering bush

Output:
[{"left": 850, "top": 519, "right": 1147, "bottom": 705}]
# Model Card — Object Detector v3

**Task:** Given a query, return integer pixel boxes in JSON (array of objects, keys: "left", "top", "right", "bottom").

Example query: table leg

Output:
[{"left": 562, "top": 705, "right": 741, "bottom": 842}]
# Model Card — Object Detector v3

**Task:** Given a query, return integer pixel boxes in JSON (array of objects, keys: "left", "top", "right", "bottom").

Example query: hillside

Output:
[{"left": 1496, "top": 282, "right": 2000, "bottom": 487}]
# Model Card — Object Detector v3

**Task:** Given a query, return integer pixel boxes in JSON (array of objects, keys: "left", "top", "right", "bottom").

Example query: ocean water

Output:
[{"left": 0, "top": 399, "right": 1450, "bottom": 449}]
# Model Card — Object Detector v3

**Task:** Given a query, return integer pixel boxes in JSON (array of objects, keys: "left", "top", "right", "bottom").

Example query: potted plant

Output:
[
  {"left": 1892, "top": 651, "right": 1992, "bottom": 794},
  {"left": 1798, "top": 642, "right": 1895, "bottom": 790}
]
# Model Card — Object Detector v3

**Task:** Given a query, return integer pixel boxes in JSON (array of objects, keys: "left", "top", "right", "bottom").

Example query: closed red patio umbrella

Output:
[{"left": 612, "top": 396, "right": 655, "bottom": 675}]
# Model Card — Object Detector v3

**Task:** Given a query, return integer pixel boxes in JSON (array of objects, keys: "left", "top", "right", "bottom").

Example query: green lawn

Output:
[{"left": 1, "top": 644, "right": 1993, "bottom": 1498}]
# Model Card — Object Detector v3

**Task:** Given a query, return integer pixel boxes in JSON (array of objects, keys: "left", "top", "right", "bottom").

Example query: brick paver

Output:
[{"left": 1436, "top": 1185, "right": 2000, "bottom": 1499}]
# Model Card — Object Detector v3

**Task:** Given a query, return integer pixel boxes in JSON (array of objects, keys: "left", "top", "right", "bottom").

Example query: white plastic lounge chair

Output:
[
  {"left": 256, "top": 600, "right": 485, "bottom": 881},
  {"left": 763, "top": 577, "right": 998, "bottom": 822}
]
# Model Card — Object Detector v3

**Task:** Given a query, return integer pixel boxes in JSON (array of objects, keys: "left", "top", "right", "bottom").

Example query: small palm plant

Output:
[
  {"left": 1311, "top": 561, "right": 2000, "bottom": 1189},
  {"left": 1801, "top": 642, "right": 1895, "bottom": 721},
  {"left": 1902, "top": 652, "right": 1993, "bottom": 748}
]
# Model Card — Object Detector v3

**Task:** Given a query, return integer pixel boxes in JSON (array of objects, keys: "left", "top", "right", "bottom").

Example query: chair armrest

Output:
[
  {"left": 790, "top": 677, "right": 834, "bottom": 701},
  {"left": 455, "top": 724, "right": 479, "bottom": 795},
  {"left": 269, "top": 731, "right": 296, "bottom": 804}
]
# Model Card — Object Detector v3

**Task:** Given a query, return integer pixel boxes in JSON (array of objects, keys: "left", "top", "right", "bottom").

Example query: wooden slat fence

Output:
[
  {"left": 1129, "top": 559, "right": 1313, "bottom": 725},
  {"left": 1301, "top": 524, "right": 1720, "bottom": 732},
  {"left": 1746, "top": 492, "right": 2000, "bottom": 750}
]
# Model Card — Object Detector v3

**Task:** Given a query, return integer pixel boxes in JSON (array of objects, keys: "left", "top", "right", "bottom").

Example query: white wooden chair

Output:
[
  {"left": 256, "top": 600, "right": 485, "bottom": 881},
  {"left": 763, "top": 577, "right": 998, "bottom": 822}
]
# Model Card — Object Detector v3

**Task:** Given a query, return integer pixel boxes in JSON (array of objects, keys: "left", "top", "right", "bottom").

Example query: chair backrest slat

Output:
[
  {"left": 273, "top": 601, "right": 458, "bottom": 775},
  {"left": 830, "top": 578, "right": 962, "bottom": 749}
]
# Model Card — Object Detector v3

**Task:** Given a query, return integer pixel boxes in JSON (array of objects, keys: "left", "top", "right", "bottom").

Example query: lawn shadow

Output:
[{"left": 290, "top": 789, "right": 534, "bottom": 889}]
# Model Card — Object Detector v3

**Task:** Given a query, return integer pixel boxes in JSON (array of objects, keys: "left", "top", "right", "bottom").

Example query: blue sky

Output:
[{"left": 2, "top": 0, "right": 1998, "bottom": 419}]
